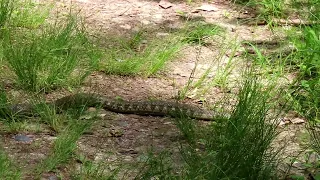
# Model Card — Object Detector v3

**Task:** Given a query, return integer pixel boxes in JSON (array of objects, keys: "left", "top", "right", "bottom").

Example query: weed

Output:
[
  {"left": 178, "top": 38, "right": 238, "bottom": 100},
  {"left": 0, "top": 0, "right": 14, "bottom": 28},
  {"left": 290, "top": 24, "right": 320, "bottom": 123},
  {"left": 35, "top": 118, "right": 92, "bottom": 175},
  {"left": 0, "top": 147, "right": 21, "bottom": 180},
  {"left": 135, "top": 151, "right": 177, "bottom": 180},
  {"left": 184, "top": 74, "right": 280, "bottom": 179},
  {"left": 102, "top": 34, "right": 182, "bottom": 76},
  {"left": 4, "top": 14, "right": 100, "bottom": 92},
  {"left": 181, "top": 22, "right": 223, "bottom": 45},
  {"left": 11, "top": 0, "right": 51, "bottom": 29},
  {"left": 137, "top": 70, "right": 282, "bottom": 179},
  {"left": 0, "top": 85, "right": 9, "bottom": 118},
  {"left": 33, "top": 101, "right": 65, "bottom": 132},
  {"left": 71, "top": 155, "right": 119, "bottom": 180}
]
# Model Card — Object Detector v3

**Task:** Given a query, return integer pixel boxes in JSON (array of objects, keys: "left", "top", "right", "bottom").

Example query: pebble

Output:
[{"left": 14, "top": 135, "right": 32, "bottom": 142}]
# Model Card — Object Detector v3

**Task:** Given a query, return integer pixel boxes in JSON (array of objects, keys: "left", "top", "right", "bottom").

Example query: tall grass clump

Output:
[
  {"left": 4, "top": 15, "right": 100, "bottom": 92},
  {"left": 137, "top": 71, "right": 282, "bottom": 179},
  {"left": 184, "top": 76, "right": 280, "bottom": 179},
  {"left": 0, "top": 0, "right": 14, "bottom": 28}
]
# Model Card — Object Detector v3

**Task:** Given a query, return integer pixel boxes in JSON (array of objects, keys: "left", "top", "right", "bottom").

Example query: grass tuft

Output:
[
  {"left": 137, "top": 70, "right": 282, "bottom": 179},
  {"left": 4, "top": 14, "right": 100, "bottom": 92},
  {"left": 0, "top": 147, "right": 21, "bottom": 180},
  {"left": 101, "top": 33, "right": 182, "bottom": 76},
  {"left": 181, "top": 22, "right": 223, "bottom": 45},
  {"left": 0, "top": 0, "right": 14, "bottom": 28},
  {"left": 36, "top": 118, "right": 92, "bottom": 175}
]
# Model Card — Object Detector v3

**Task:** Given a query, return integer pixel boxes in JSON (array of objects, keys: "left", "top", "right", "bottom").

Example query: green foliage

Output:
[
  {"left": 183, "top": 76, "right": 280, "bottom": 180},
  {"left": 11, "top": 0, "right": 51, "bottom": 28},
  {"left": 4, "top": 15, "right": 100, "bottom": 92},
  {"left": 33, "top": 101, "right": 64, "bottom": 132},
  {"left": 137, "top": 72, "right": 281, "bottom": 179},
  {"left": 71, "top": 156, "right": 118, "bottom": 180},
  {"left": 0, "top": 0, "right": 14, "bottom": 28},
  {"left": 135, "top": 151, "right": 177, "bottom": 180},
  {"left": 0, "top": 147, "right": 21, "bottom": 180},
  {"left": 178, "top": 38, "right": 237, "bottom": 100},
  {"left": 102, "top": 33, "right": 182, "bottom": 76},
  {"left": 36, "top": 119, "right": 92, "bottom": 175},
  {"left": 182, "top": 22, "right": 223, "bottom": 45},
  {"left": 290, "top": 25, "right": 320, "bottom": 123},
  {"left": 0, "top": 85, "right": 9, "bottom": 119}
]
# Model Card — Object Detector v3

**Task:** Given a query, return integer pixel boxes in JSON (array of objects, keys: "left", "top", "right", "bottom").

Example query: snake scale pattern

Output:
[{"left": 1, "top": 93, "right": 214, "bottom": 120}]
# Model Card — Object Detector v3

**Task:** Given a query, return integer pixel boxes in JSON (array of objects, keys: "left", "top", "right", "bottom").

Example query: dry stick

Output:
[{"left": 244, "top": 18, "right": 320, "bottom": 27}]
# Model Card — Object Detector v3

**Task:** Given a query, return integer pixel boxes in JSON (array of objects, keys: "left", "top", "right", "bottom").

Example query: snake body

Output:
[{"left": 2, "top": 93, "right": 214, "bottom": 120}]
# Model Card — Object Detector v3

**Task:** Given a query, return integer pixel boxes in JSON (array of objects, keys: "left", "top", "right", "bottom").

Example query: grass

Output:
[
  {"left": 0, "top": 147, "right": 21, "bottom": 180},
  {"left": 32, "top": 101, "right": 65, "bottom": 132},
  {"left": 177, "top": 22, "right": 230, "bottom": 99},
  {"left": 0, "top": 0, "right": 14, "bottom": 28},
  {"left": 71, "top": 155, "right": 119, "bottom": 180},
  {"left": 11, "top": 0, "right": 51, "bottom": 29},
  {"left": 100, "top": 22, "right": 224, "bottom": 77},
  {"left": 181, "top": 22, "right": 223, "bottom": 45},
  {"left": 100, "top": 31, "right": 183, "bottom": 77},
  {"left": 289, "top": 24, "right": 320, "bottom": 123},
  {"left": 178, "top": 38, "right": 238, "bottom": 100},
  {"left": 288, "top": 22, "right": 320, "bottom": 178},
  {"left": 35, "top": 118, "right": 93, "bottom": 176},
  {"left": 3, "top": 14, "right": 100, "bottom": 92},
  {"left": 137, "top": 71, "right": 282, "bottom": 179}
]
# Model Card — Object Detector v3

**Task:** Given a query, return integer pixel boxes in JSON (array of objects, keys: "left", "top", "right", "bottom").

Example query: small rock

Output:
[
  {"left": 48, "top": 175, "right": 59, "bottom": 180},
  {"left": 109, "top": 127, "right": 124, "bottom": 137},
  {"left": 98, "top": 113, "right": 107, "bottom": 118},
  {"left": 124, "top": 155, "right": 133, "bottom": 162},
  {"left": 308, "top": 152, "right": 319, "bottom": 165},
  {"left": 117, "top": 121, "right": 129, "bottom": 127},
  {"left": 292, "top": 161, "right": 306, "bottom": 170},
  {"left": 141, "top": 20, "right": 150, "bottom": 25},
  {"left": 277, "top": 117, "right": 291, "bottom": 126},
  {"left": 14, "top": 135, "right": 32, "bottom": 142},
  {"left": 194, "top": 4, "right": 217, "bottom": 12},
  {"left": 156, "top": 32, "right": 170, "bottom": 38},
  {"left": 120, "top": 24, "right": 131, "bottom": 30},
  {"left": 87, "top": 107, "right": 97, "bottom": 112},
  {"left": 290, "top": 118, "right": 305, "bottom": 124},
  {"left": 154, "top": 14, "right": 163, "bottom": 20}
]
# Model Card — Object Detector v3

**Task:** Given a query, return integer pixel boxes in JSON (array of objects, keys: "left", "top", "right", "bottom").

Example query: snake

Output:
[{"left": 0, "top": 93, "right": 214, "bottom": 121}]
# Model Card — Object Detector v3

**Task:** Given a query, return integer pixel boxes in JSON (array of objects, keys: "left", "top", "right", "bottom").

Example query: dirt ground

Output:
[{"left": 1, "top": 0, "right": 315, "bottom": 179}]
